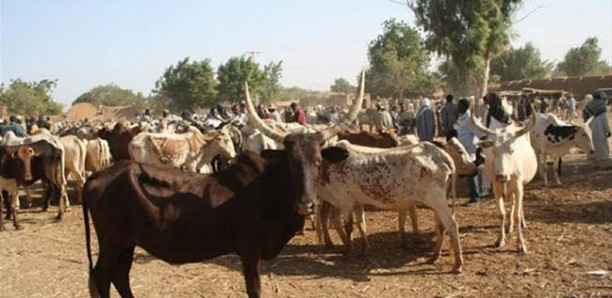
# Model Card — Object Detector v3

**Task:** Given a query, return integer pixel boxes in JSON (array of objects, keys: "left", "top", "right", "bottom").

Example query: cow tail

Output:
[
  {"left": 557, "top": 157, "right": 562, "bottom": 176},
  {"left": 81, "top": 184, "right": 100, "bottom": 297},
  {"left": 451, "top": 170, "right": 457, "bottom": 216}
]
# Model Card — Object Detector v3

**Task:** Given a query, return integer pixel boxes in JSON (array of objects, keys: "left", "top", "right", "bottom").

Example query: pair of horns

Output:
[{"left": 244, "top": 69, "right": 366, "bottom": 143}]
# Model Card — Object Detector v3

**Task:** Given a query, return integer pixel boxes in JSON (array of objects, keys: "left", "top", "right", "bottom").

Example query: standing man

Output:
[
  {"left": 567, "top": 94, "right": 577, "bottom": 119},
  {"left": 455, "top": 98, "right": 484, "bottom": 205},
  {"left": 416, "top": 98, "right": 436, "bottom": 142},
  {"left": 290, "top": 102, "right": 307, "bottom": 125},
  {"left": 583, "top": 92, "right": 610, "bottom": 163},
  {"left": 441, "top": 94, "right": 458, "bottom": 141},
  {"left": 0, "top": 115, "right": 28, "bottom": 137}
]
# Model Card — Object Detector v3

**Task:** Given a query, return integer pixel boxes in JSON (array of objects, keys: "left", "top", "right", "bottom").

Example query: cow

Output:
[
  {"left": 337, "top": 128, "right": 399, "bottom": 148},
  {"left": 315, "top": 140, "right": 463, "bottom": 273},
  {"left": 0, "top": 132, "right": 68, "bottom": 230},
  {"left": 128, "top": 126, "right": 236, "bottom": 173},
  {"left": 471, "top": 107, "right": 537, "bottom": 253},
  {"left": 85, "top": 138, "right": 112, "bottom": 174},
  {"left": 97, "top": 122, "right": 144, "bottom": 161},
  {"left": 60, "top": 135, "right": 87, "bottom": 203},
  {"left": 530, "top": 113, "right": 594, "bottom": 186},
  {"left": 83, "top": 75, "right": 366, "bottom": 298}
]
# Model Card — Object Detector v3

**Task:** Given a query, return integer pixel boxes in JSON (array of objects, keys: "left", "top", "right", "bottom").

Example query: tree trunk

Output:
[{"left": 481, "top": 54, "right": 491, "bottom": 98}]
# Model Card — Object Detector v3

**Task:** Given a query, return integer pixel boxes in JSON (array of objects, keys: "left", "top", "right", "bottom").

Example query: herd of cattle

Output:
[{"left": 0, "top": 74, "right": 597, "bottom": 298}]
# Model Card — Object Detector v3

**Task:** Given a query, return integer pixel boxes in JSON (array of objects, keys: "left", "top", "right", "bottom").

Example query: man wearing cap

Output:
[
  {"left": 267, "top": 104, "right": 282, "bottom": 122},
  {"left": 290, "top": 102, "right": 307, "bottom": 125}
]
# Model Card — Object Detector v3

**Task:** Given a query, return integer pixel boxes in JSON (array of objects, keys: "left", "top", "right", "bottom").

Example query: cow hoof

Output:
[
  {"left": 41, "top": 207, "right": 49, "bottom": 212},
  {"left": 495, "top": 239, "right": 506, "bottom": 248},
  {"left": 426, "top": 256, "right": 439, "bottom": 264},
  {"left": 14, "top": 224, "right": 22, "bottom": 230},
  {"left": 55, "top": 214, "right": 63, "bottom": 221},
  {"left": 0, "top": 225, "right": 5, "bottom": 231},
  {"left": 518, "top": 245, "right": 528, "bottom": 254},
  {"left": 451, "top": 266, "right": 463, "bottom": 274}
]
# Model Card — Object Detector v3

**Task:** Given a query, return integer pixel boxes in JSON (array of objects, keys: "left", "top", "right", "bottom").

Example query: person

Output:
[
  {"left": 567, "top": 94, "right": 577, "bottom": 119},
  {"left": 441, "top": 94, "right": 458, "bottom": 141},
  {"left": 203, "top": 108, "right": 223, "bottom": 128},
  {"left": 328, "top": 106, "right": 340, "bottom": 124},
  {"left": 583, "top": 92, "right": 610, "bottom": 163},
  {"left": 540, "top": 97, "right": 549, "bottom": 113},
  {"left": 256, "top": 104, "right": 270, "bottom": 119},
  {"left": 268, "top": 104, "right": 282, "bottom": 122},
  {"left": 516, "top": 96, "right": 533, "bottom": 122},
  {"left": 0, "top": 115, "right": 28, "bottom": 137},
  {"left": 142, "top": 109, "right": 152, "bottom": 122},
  {"left": 400, "top": 103, "right": 416, "bottom": 135},
  {"left": 454, "top": 98, "right": 484, "bottom": 205},
  {"left": 390, "top": 105, "right": 400, "bottom": 131},
  {"left": 415, "top": 98, "right": 436, "bottom": 142},
  {"left": 485, "top": 92, "right": 512, "bottom": 129},
  {"left": 290, "top": 102, "right": 307, "bottom": 125},
  {"left": 37, "top": 115, "right": 51, "bottom": 130},
  {"left": 375, "top": 105, "right": 393, "bottom": 132}
]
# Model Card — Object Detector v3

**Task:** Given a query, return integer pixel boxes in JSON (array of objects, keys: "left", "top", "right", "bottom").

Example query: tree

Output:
[
  {"left": 74, "top": 84, "right": 148, "bottom": 111},
  {"left": 217, "top": 56, "right": 265, "bottom": 103},
  {"left": 556, "top": 37, "right": 610, "bottom": 77},
  {"left": 330, "top": 78, "right": 354, "bottom": 93},
  {"left": 154, "top": 58, "right": 217, "bottom": 111},
  {"left": 260, "top": 61, "right": 283, "bottom": 103},
  {"left": 409, "top": 0, "right": 523, "bottom": 96},
  {"left": 437, "top": 59, "right": 479, "bottom": 96},
  {"left": 490, "top": 42, "right": 553, "bottom": 82},
  {"left": 0, "top": 79, "right": 63, "bottom": 115},
  {"left": 366, "top": 18, "right": 434, "bottom": 98}
]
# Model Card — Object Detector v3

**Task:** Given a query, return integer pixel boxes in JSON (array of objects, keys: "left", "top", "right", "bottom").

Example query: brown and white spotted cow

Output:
[{"left": 316, "top": 140, "right": 463, "bottom": 273}]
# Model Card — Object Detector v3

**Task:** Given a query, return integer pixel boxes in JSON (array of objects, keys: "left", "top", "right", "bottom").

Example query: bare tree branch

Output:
[{"left": 512, "top": 3, "right": 550, "bottom": 25}]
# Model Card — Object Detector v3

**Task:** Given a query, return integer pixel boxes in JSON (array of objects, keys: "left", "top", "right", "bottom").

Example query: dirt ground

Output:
[{"left": 1, "top": 155, "right": 611, "bottom": 298}]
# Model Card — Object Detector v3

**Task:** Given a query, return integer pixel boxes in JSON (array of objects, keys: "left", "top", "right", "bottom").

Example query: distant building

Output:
[{"left": 498, "top": 75, "right": 612, "bottom": 98}]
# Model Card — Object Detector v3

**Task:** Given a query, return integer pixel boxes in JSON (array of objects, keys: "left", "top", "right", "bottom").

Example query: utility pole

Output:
[{"left": 244, "top": 51, "right": 262, "bottom": 61}]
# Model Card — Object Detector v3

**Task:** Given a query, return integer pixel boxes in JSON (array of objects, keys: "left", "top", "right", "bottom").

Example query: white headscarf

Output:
[{"left": 417, "top": 98, "right": 431, "bottom": 117}]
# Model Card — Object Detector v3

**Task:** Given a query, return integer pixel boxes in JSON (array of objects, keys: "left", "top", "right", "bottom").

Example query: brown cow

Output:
[
  {"left": 337, "top": 128, "right": 399, "bottom": 148},
  {"left": 83, "top": 75, "right": 365, "bottom": 298},
  {"left": 97, "top": 123, "right": 143, "bottom": 161}
]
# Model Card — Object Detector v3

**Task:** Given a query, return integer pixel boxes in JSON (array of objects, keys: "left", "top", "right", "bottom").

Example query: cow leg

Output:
[
  {"left": 331, "top": 208, "right": 350, "bottom": 254},
  {"left": 240, "top": 254, "right": 261, "bottom": 298},
  {"left": 0, "top": 191, "right": 4, "bottom": 231},
  {"left": 353, "top": 205, "right": 369, "bottom": 253},
  {"left": 25, "top": 187, "right": 32, "bottom": 208},
  {"left": 42, "top": 183, "right": 51, "bottom": 212},
  {"left": 493, "top": 182, "right": 506, "bottom": 248},
  {"left": 427, "top": 214, "right": 445, "bottom": 264},
  {"left": 91, "top": 250, "right": 115, "bottom": 298},
  {"left": 111, "top": 246, "right": 135, "bottom": 298},
  {"left": 540, "top": 154, "right": 549, "bottom": 187},
  {"left": 552, "top": 156, "right": 562, "bottom": 186},
  {"left": 398, "top": 209, "right": 407, "bottom": 249},
  {"left": 409, "top": 203, "right": 419, "bottom": 235},
  {"left": 319, "top": 202, "right": 335, "bottom": 248},
  {"left": 521, "top": 208, "right": 528, "bottom": 229},
  {"left": 56, "top": 186, "right": 68, "bottom": 220},
  {"left": 10, "top": 191, "right": 21, "bottom": 230},
  {"left": 343, "top": 211, "right": 354, "bottom": 256},
  {"left": 516, "top": 182, "right": 528, "bottom": 254},
  {"left": 2, "top": 190, "right": 10, "bottom": 220},
  {"left": 507, "top": 190, "right": 516, "bottom": 235},
  {"left": 426, "top": 192, "right": 463, "bottom": 273}
]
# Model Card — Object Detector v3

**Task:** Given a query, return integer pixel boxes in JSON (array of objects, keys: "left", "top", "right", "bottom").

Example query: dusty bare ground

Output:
[{"left": 1, "top": 157, "right": 611, "bottom": 298}]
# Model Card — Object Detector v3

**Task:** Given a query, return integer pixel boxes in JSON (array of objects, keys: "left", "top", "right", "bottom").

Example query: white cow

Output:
[
  {"left": 129, "top": 126, "right": 236, "bottom": 172},
  {"left": 530, "top": 113, "right": 594, "bottom": 186},
  {"left": 85, "top": 138, "right": 112, "bottom": 174},
  {"left": 316, "top": 140, "right": 463, "bottom": 273},
  {"left": 60, "top": 135, "right": 87, "bottom": 204},
  {"left": 471, "top": 109, "right": 537, "bottom": 253}
]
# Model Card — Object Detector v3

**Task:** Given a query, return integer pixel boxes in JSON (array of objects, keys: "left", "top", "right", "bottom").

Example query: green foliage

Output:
[
  {"left": 491, "top": 42, "right": 553, "bottom": 82},
  {"left": 366, "top": 18, "right": 434, "bottom": 98},
  {"left": 74, "top": 84, "right": 148, "bottom": 111},
  {"left": 410, "top": 0, "right": 523, "bottom": 95},
  {"left": 0, "top": 79, "right": 63, "bottom": 115},
  {"left": 556, "top": 37, "right": 610, "bottom": 77},
  {"left": 154, "top": 57, "right": 217, "bottom": 112},
  {"left": 330, "top": 78, "right": 354, "bottom": 93},
  {"left": 260, "top": 61, "right": 283, "bottom": 103},
  {"left": 436, "top": 59, "right": 478, "bottom": 96},
  {"left": 217, "top": 56, "right": 265, "bottom": 103}
]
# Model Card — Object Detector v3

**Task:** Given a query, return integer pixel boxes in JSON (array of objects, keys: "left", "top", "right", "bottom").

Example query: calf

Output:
[
  {"left": 530, "top": 113, "right": 594, "bottom": 186},
  {"left": 60, "top": 135, "right": 87, "bottom": 203}
]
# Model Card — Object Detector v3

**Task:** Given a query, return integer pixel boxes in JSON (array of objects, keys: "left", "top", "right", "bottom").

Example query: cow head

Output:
[
  {"left": 444, "top": 138, "right": 478, "bottom": 176},
  {"left": 245, "top": 71, "right": 365, "bottom": 217},
  {"left": 471, "top": 107, "right": 536, "bottom": 182}
]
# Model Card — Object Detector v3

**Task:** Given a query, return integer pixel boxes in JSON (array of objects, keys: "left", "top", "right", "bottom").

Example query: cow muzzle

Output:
[
  {"left": 297, "top": 202, "right": 315, "bottom": 216},
  {"left": 496, "top": 174, "right": 510, "bottom": 182}
]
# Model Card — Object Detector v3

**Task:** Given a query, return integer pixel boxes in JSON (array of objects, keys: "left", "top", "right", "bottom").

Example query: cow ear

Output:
[
  {"left": 321, "top": 147, "right": 349, "bottom": 163},
  {"left": 478, "top": 140, "right": 494, "bottom": 149},
  {"left": 260, "top": 150, "right": 287, "bottom": 164}
]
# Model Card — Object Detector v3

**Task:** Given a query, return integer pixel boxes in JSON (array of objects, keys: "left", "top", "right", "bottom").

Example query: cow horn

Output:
[
  {"left": 320, "top": 69, "right": 366, "bottom": 141},
  {"left": 469, "top": 107, "right": 495, "bottom": 136},
  {"left": 244, "top": 82, "right": 287, "bottom": 143},
  {"left": 515, "top": 104, "right": 536, "bottom": 138}
]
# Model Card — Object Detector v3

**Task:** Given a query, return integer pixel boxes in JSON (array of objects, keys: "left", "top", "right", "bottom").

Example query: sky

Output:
[{"left": 1, "top": 0, "right": 611, "bottom": 107}]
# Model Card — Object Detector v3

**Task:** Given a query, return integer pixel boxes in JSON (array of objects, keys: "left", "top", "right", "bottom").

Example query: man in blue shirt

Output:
[{"left": 0, "top": 115, "right": 28, "bottom": 137}]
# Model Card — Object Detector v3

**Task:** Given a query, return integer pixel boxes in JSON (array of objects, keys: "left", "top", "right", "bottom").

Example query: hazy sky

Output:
[{"left": 1, "top": 0, "right": 611, "bottom": 106}]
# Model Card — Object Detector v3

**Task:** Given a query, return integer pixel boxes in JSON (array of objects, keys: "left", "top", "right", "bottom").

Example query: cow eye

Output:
[{"left": 315, "top": 159, "right": 322, "bottom": 166}]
